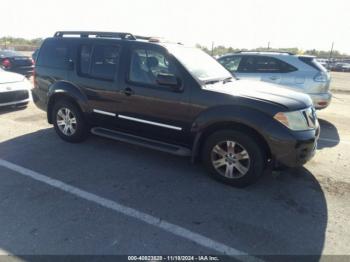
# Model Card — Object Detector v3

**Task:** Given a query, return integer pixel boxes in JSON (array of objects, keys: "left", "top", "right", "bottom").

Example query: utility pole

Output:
[
  {"left": 267, "top": 41, "right": 270, "bottom": 49},
  {"left": 328, "top": 42, "right": 334, "bottom": 61}
]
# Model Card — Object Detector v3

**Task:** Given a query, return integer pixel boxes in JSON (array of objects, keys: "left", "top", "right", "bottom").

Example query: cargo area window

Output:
[{"left": 36, "top": 40, "right": 70, "bottom": 69}]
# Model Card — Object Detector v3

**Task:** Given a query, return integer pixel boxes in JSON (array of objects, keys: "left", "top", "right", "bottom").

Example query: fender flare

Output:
[
  {"left": 47, "top": 81, "right": 89, "bottom": 123},
  {"left": 190, "top": 105, "right": 276, "bottom": 162}
]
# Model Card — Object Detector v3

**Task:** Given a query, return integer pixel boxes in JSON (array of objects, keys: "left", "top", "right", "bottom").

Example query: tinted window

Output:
[
  {"left": 129, "top": 48, "right": 175, "bottom": 85},
  {"left": 237, "top": 56, "right": 297, "bottom": 73},
  {"left": 255, "top": 56, "right": 281, "bottom": 72},
  {"left": 79, "top": 44, "right": 120, "bottom": 81},
  {"left": 237, "top": 56, "right": 255, "bottom": 73},
  {"left": 37, "top": 40, "right": 70, "bottom": 69},
  {"left": 79, "top": 45, "right": 92, "bottom": 75},
  {"left": 218, "top": 56, "right": 242, "bottom": 72}
]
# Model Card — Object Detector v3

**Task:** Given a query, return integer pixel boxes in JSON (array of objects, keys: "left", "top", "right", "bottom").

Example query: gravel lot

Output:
[{"left": 0, "top": 77, "right": 349, "bottom": 259}]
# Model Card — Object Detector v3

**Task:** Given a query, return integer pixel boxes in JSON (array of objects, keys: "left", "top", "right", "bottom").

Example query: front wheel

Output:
[
  {"left": 52, "top": 100, "right": 89, "bottom": 143},
  {"left": 202, "top": 130, "right": 266, "bottom": 187}
]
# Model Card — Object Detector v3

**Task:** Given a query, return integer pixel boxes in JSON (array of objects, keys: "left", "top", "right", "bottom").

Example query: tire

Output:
[
  {"left": 52, "top": 100, "right": 89, "bottom": 143},
  {"left": 202, "top": 129, "right": 266, "bottom": 187}
]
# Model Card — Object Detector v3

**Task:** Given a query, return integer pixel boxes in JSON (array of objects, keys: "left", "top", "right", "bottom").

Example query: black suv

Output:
[{"left": 32, "top": 31, "right": 320, "bottom": 187}]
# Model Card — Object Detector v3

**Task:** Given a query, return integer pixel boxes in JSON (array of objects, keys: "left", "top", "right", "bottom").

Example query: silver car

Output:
[{"left": 218, "top": 51, "right": 332, "bottom": 109}]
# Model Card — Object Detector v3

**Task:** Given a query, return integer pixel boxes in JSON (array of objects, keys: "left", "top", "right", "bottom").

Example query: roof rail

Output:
[
  {"left": 54, "top": 31, "right": 137, "bottom": 40},
  {"left": 235, "top": 50, "right": 295, "bottom": 55}
]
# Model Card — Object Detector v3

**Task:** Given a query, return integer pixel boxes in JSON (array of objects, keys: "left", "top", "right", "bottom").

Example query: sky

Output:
[{"left": 1, "top": 0, "right": 350, "bottom": 54}]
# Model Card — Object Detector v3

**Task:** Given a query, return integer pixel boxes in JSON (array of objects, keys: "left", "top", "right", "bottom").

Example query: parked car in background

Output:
[
  {"left": 0, "top": 68, "right": 32, "bottom": 108},
  {"left": 333, "top": 62, "right": 350, "bottom": 72},
  {"left": 0, "top": 50, "right": 34, "bottom": 77},
  {"left": 32, "top": 31, "right": 320, "bottom": 187},
  {"left": 218, "top": 51, "right": 332, "bottom": 109}
]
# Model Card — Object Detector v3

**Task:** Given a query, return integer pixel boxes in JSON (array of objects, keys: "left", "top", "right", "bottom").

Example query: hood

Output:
[
  {"left": 0, "top": 70, "right": 25, "bottom": 84},
  {"left": 205, "top": 79, "right": 313, "bottom": 111}
]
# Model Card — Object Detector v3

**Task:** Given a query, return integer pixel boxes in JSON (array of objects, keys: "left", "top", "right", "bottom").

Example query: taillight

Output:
[
  {"left": 31, "top": 58, "right": 35, "bottom": 65},
  {"left": 2, "top": 58, "right": 12, "bottom": 69}
]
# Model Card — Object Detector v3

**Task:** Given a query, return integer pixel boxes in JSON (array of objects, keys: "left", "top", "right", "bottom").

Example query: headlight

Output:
[{"left": 274, "top": 110, "right": 310, "bottom": 131}]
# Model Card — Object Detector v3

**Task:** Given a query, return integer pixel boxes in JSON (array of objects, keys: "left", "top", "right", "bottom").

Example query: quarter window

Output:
[
  {"left": 37, "top": 40, "right": 70, "bottom": 69},
  {"left": 129, "top": 48, "right": 175, "bottom": 85}
]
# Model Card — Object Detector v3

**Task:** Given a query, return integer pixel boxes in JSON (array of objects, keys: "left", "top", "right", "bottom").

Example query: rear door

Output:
[
  {"left": 70, "top": 39, "right": 123, "bottom": 127},
  {"left": 235, "top": 55, "right": 262, "bottom": 81}
]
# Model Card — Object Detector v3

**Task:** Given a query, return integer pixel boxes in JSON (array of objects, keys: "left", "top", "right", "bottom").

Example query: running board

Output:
[{"left": 91, "top": 127, "right": 191, "bottom": 157}]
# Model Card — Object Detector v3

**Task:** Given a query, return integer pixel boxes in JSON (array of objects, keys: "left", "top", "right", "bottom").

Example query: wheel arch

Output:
[
  {"left": 47, "top": 81, "right": 89, "bottom": 124},
  {"left": 190, "top": 106, "right": 274, "bottom": 162},
  {"left": 192, "top": 121, "right": 271, "bottom": 162}
]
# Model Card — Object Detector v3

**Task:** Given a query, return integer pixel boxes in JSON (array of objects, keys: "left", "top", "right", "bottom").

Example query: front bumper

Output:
[
  {"left": 0, "top": 90, "right": 30, "bottom": 107},
  {"left": 308, "top": 92, "right": 332, "bottom": 109},
  {"left": 265, "top": 120, "right": 320, "bottom": 168}
]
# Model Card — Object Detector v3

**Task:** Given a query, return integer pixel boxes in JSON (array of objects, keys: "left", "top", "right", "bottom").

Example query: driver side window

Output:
[{"left": 129, "top": 48, "right": 175, "bottom": 85}]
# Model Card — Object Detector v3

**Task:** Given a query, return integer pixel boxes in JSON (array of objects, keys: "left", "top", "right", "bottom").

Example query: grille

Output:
[{"left": 0, "top": 90, "right": 29, "bottom": 104}]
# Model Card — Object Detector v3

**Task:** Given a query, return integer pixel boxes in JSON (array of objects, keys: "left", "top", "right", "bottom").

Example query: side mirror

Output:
[{"left": 156, "top": 73, "right": 182, "bottom": 91}]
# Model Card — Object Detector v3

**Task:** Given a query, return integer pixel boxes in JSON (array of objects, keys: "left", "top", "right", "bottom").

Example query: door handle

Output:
[{"left": 122, "top": 87, "right": 134, "bottom": 96}]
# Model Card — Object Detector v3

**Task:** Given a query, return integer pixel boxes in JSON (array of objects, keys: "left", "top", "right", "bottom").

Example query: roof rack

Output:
[
  {"left": 235, "top": 50, "right": 295, "bottom": 55},
  {"left": 54, "top": 31, "right": 137, "bottom": 40}
]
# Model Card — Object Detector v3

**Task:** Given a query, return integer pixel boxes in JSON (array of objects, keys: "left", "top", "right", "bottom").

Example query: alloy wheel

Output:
[
  {"left": 211, "top": 140, "right": 250, "bottom": 179},
  {"left": 56, "top": 108, "right": 77, "bottom": 136}
]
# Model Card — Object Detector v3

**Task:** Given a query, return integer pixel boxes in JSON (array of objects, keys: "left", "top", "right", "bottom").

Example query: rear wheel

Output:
[
  {"left": 52, "top": 100, "right": 89, "bottom": 143},
  {"left": 202, "top": 129, "right": 266, "bottom": 187}
]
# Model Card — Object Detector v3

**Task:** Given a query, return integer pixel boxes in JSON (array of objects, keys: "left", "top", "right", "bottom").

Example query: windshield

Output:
[{"left": 167, "top": 46, "right": 232, "bottom": 83}]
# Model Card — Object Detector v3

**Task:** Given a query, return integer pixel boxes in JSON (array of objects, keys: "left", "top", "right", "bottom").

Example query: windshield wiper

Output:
[
  {"left": 223, "top": 77, "right": 234, "bottom": 84},
  {"left": 204, "top": 79, "right": 222, "bottom": 85},
  {"left": 204, "top": 77, "right": 234, "bottom": 85}
]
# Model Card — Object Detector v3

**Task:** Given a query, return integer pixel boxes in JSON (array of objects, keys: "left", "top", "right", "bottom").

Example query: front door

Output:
[{"left": 116, "top": 44, "right": 192, "bottom": 145}]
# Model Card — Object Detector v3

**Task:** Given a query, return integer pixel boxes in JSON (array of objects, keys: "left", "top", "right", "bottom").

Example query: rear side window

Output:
[
  {"left": 237, "top": 56, "right": 297, "bottom": 73},
  {"left": 218, "top": 56, "right": 242, "bottom": 72},
  {"left": 237, "top": 56, "right": 255, "bottom": 73},
  {"left": 78, "top": 44, "right": 120, "bottom": 81},
  {"left": 254, "top": 56, "right": 297, "bottom": 73},
  {"left": 37, "top": 40, "right": 70, "bottom": 69}
]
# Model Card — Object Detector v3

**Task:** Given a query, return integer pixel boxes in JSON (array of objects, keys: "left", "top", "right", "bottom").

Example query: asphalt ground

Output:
[{"left": 0, "top": 82, "right": 349, "bottom": 260}]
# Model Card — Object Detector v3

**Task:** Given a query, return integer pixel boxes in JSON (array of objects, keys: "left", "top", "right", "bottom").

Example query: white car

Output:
[{"left": 0, "top": 68, "right": 32, "bottom": 107}]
